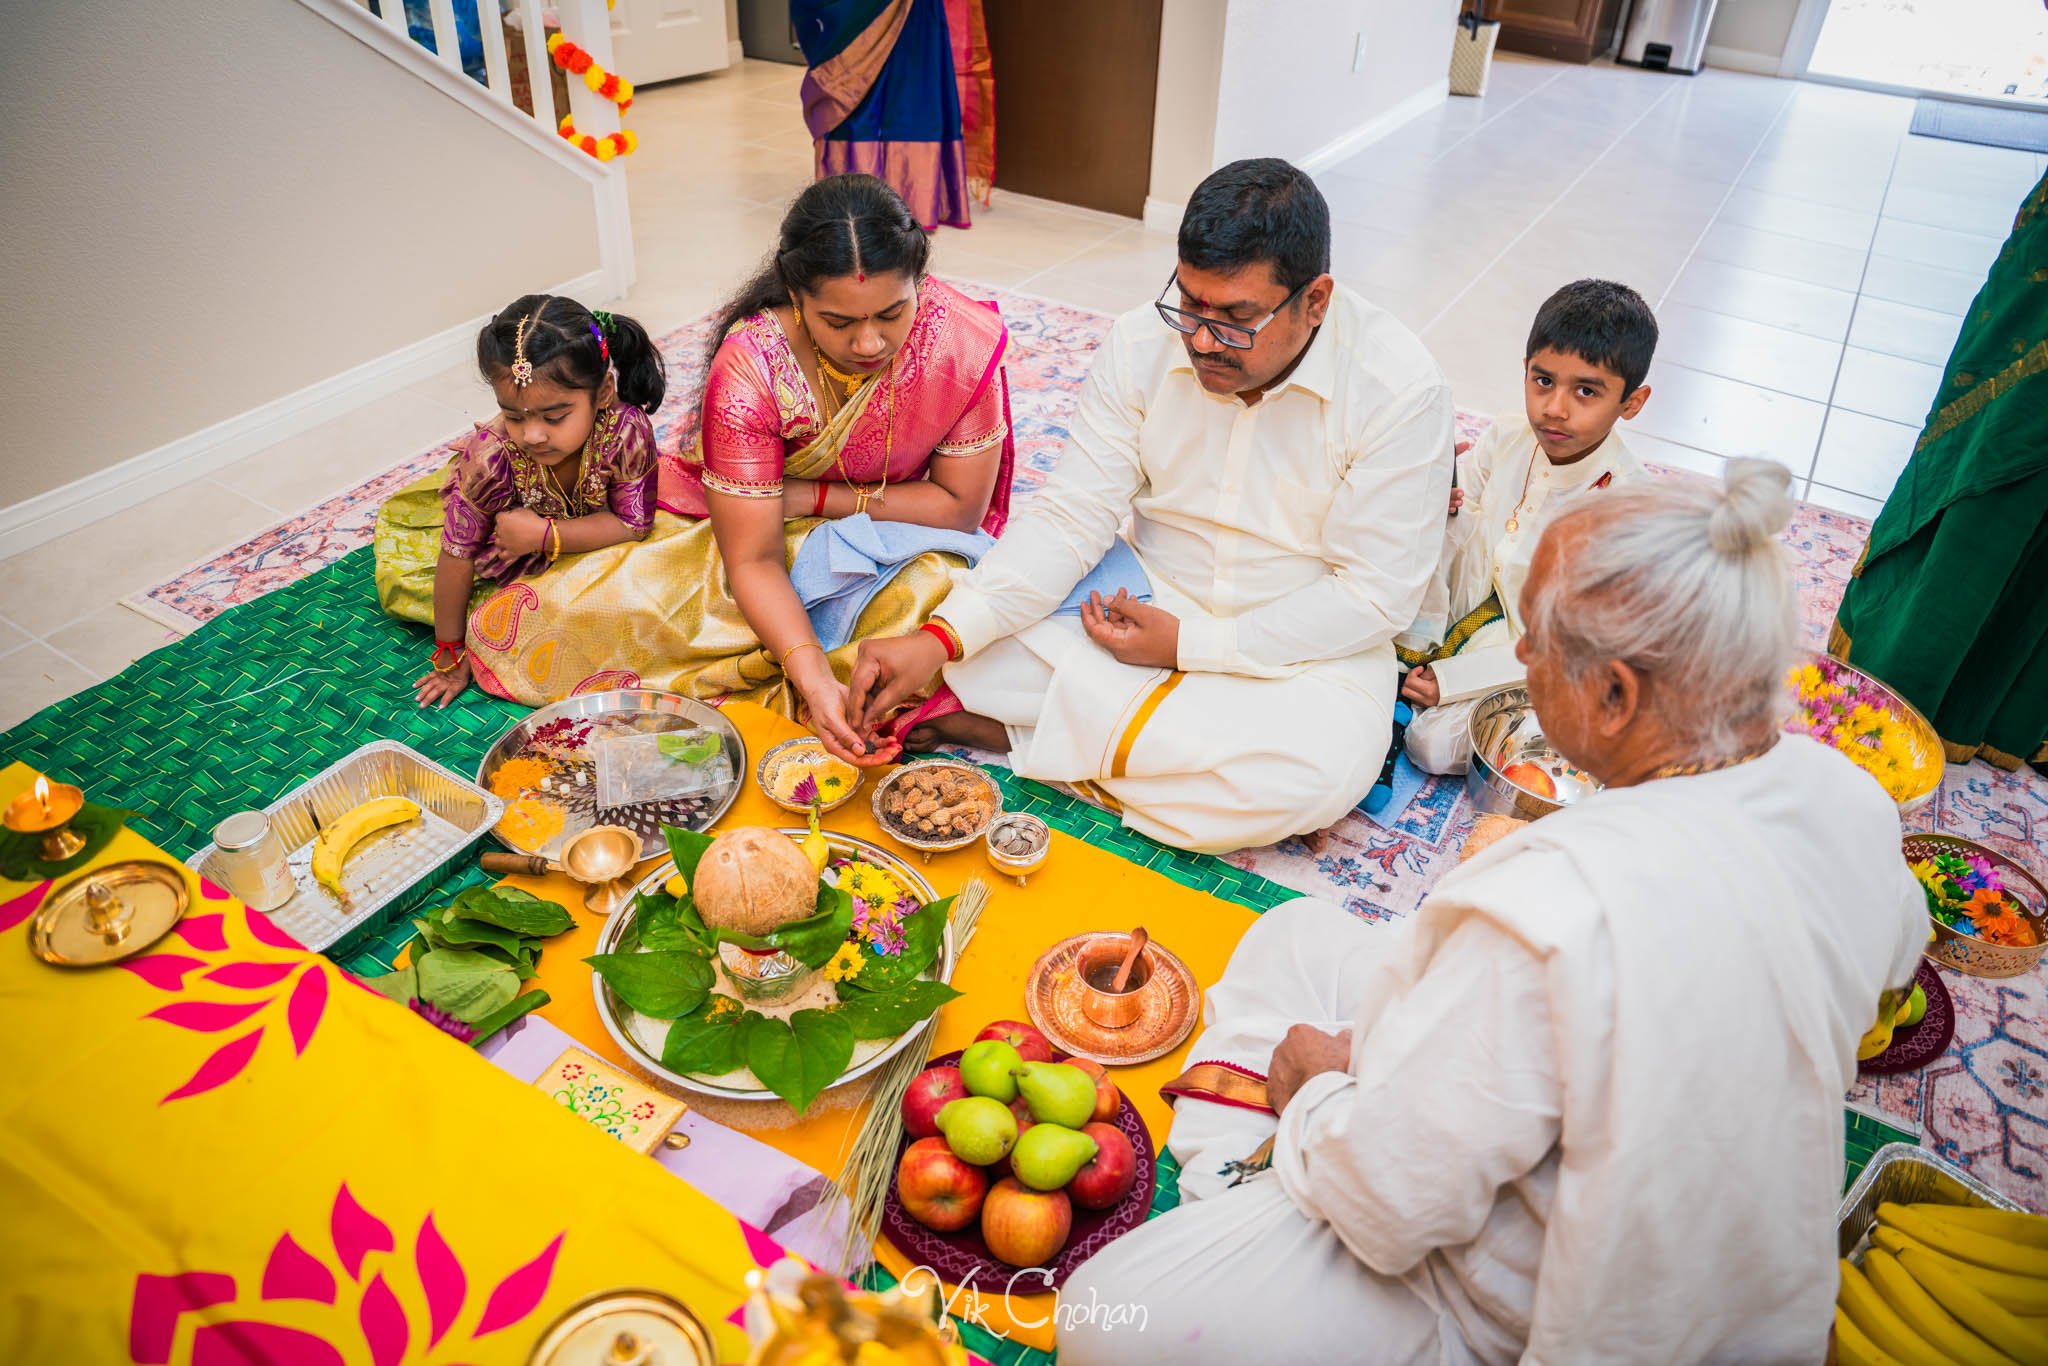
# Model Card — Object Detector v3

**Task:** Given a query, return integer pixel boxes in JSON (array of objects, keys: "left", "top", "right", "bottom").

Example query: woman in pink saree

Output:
[{"left": 465, "top": 175, "right": 1012, "bottom": 760}]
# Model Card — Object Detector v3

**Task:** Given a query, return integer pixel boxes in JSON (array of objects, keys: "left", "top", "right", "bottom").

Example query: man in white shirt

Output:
[
  {"left": 845, "top": 159, "right": 1454, "bottom": 853},
  {"left": 1056, "top": 461, "right": 1927, "bottom": 1364},
  {"left": 1402, "top": 279, "right": 1655, "bottom": 774}
]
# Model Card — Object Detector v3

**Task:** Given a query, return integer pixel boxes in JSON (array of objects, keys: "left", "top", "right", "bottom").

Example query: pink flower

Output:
[{"left": 407, "top": 999, "right": 476, "bottom": 1044}]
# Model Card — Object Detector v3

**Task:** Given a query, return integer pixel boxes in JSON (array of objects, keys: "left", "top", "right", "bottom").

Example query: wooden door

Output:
[
  {"left": 983, "top": 0, "right": 1162, "bottom": 218},
  {"left": 609, "top": 0, "right": 731, "bottom": 83},
  {"left": 1494, "top": 0, "right": 1624, "bottom": 63}
]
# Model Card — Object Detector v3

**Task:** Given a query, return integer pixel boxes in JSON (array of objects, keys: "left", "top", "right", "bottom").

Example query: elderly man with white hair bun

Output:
[{"left": 1058, "top": 460, "right": 1928, "bottom": 1366}]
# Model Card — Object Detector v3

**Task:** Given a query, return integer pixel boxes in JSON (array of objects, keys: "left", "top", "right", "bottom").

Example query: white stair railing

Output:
[{"left": 360, "top": 0, "right": 624, "bottom": 146}]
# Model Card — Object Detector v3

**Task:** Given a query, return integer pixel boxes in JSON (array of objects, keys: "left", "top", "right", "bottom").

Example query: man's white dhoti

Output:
[{"left": 946, "top": 578, "right": 1394, "bottom": 854}]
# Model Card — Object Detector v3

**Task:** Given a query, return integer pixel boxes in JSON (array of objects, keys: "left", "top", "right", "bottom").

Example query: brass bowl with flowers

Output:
[
  {"left": 1785, "top": 653, "right": 1943, "bottom": 816},
  {"left": 756, "top": 736, "right": 863, "bottom": 815},
  {"left": 1904, "top": 832, "right": 2048, "bottom": 979}
]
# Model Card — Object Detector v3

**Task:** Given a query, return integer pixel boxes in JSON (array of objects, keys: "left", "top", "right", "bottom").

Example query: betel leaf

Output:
[
  {"left": 415, "top": 948, "right": 520, "bottom": 1025},
  {"left": 468, "top": 987, "right": 551, "bottom": 1042},
  {"left": 657, "top": 730, "right": 723, "bottom": 764},
  {"left": 637, "top": 892, "right": 715, "bottom": 955},
  {"left": 422, "top": 906, "right": 528, "bottom": 956},
  {"left": 585, "top": 950, "right": 714, "bottom": 1019},
  {"left": 663, "top": 825, "right": 716, "bottom": 891},
  {"left": 452, "top": 885, "right": 574, "bottom": 938},
  {"left": 742, "top": 1009, "right": 855, "bottom": 1115},
  {"left": 831, "top": 979, "right": 962, "bottom": 1040},
  {"left": 360, "top": 963, "right": 419, "bottom": 1005},
  {"left": 839, "top": 896, "right": 952, "bottom": 995},
  {"left": 661, "top": 996, "right": 747, "bottom": 1075},
  {"left": 727, "top": 883, "right": 853, "bottom": 969}
]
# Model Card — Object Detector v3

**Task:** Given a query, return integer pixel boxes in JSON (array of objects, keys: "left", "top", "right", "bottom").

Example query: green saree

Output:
[{"left": 1831, "top": 167, "right": 2048, "bottom": 772}]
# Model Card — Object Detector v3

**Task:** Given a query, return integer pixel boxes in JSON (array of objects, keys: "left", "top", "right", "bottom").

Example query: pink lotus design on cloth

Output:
[{"left": 129, "top": 1183, "right": 565, "bottom": 1365}]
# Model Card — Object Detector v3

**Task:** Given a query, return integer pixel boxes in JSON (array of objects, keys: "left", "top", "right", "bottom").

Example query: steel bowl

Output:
[
  {"left": 870, "top": 759, "right": 1002, "bottom": 857},
  {"left": 754, "top": 736, "right": 863, "bottom": 815},
  {"left": 1464, "top": 686, "right": 1600, "bottom": 820},
  {"left": 474, "top": 690, "right": 745, "bottom": 860},
  {"left": 589, "top": 829, "right": 946, "bottom": 1102},
  {"left": 1785, "top": 653, "right": 1943, "bottom": 816},
  {"left": 1903, "top": 832, "right": 2048, "bottom": 979}
]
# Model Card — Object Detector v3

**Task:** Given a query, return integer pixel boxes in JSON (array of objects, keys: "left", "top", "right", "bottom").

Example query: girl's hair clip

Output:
[
  {"left": 510, "top": 314, "right": 535, "bottom": 387},
  {"left": 589, "top": 320, "right": 609, "bottom": 362}
]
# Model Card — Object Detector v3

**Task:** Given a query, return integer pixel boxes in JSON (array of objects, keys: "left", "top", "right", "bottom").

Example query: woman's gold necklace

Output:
[{"left": 804, "top": 327, "right": 894, "bottom": 512}]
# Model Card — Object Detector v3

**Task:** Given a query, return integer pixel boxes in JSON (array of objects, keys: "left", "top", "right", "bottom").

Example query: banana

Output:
[
  {"left": 1862, "top": 1249, "right": 2017, "bottom": 1364},
  {"left": 1835, "top": 1306, "right": 1907, "bottom": 1366},
  {"left": 1880, "top": 1203, "right": 2048, "bottom": 1279},
  {"left": 1897, "top": 1246, "right": 2048, "bottom": 1363},
  {"left": 664, "top": 873, "right": 689, "bottom": 898},
  {"left": 1873, "top": 1227, "right": 2048, "bottom": 1314},
  {"left": 1840, "top": 1258, "right": 1952, "bottom": 1366},
  {"left": 800, "top": 808, "right": 829, "bottom": 874},
  {"left": 311, "top": 797, "right": 421, "bottom": 899},
  {"left": 1914, "top": 1204, "right": 2048, "bottom": 1251}
]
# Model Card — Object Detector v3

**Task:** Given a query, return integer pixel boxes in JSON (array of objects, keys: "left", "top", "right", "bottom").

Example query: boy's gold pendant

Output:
[{"left": 1505, "top": 516, "right": 1518, "bottom": 533}]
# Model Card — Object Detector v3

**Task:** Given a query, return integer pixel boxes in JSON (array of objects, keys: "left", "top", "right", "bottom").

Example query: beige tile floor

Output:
[{"left": 1, "top": 53, "right": 2039, "bottom": 730}]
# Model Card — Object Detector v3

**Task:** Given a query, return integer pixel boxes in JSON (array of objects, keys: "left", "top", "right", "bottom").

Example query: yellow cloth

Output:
[
  {"left": 0, "top": 763, "right": 773, "bottom": 1365},
  {"left": 452, "top": 704, "right": 1263, "bottom": 1350}
]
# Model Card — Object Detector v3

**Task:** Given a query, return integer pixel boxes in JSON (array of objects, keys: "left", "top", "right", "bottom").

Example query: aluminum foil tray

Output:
[
  {"left": 1837, "top": 1142, "right": 2023, "bottom": 1261},
  {"left": 186, "top": 740, "right": 502, "bottom": 952}
]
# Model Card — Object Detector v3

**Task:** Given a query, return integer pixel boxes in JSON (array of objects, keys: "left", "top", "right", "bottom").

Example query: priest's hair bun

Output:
[{"left": 1708, "top": 458, "right": 1795, "bottom": 556}]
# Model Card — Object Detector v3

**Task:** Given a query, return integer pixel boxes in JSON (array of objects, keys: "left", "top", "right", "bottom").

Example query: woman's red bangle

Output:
[
  {"left": 919, "top": 622, "right": 961, "bottom": 662},
  {"left": 813, "top": 480, "right": 829, "bottom": 517}
]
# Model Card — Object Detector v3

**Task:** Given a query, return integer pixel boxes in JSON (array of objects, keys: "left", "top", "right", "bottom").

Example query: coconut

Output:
[{"left": 692, "top": 826, "right": 818, "bottom": 936}]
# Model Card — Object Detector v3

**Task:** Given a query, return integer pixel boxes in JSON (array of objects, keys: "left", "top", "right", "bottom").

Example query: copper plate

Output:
[
  {"left": 1025, "top": 932, "right": 1199, "bottom": 1066},
  {"left": 525, "top": 1287, "right": 714, "bottom": 1366},
  {"left": 31, "top": 860, "right": 190, "bottom": 966}
]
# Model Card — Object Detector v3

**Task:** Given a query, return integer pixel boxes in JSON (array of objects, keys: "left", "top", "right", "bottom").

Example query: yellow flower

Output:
[
  {"left": 1791, "top": 664, "right": 1825, "bottom": 695},
  {"left": 842, "top": 860, "right": 908, "bottom": 910},
  {"left": 823, "top": 942, "right": 865, "bottom": 983}
]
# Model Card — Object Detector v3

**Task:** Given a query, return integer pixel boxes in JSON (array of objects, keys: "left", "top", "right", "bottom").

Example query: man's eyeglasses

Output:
[{"left": 1154, "top": 270, "right": 1311, "bottom": 350}]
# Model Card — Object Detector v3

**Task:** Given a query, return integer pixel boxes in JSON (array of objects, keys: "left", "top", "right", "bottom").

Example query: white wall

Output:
[
  {"left": 1150, "top": 0, "right": 1462, "bottom": 214},
  {"left": 0, "top": 0, "right": 604, "bottom": 509},
  {"left": 1706, "top": 0, "right": 1802, "bottom": 67}
]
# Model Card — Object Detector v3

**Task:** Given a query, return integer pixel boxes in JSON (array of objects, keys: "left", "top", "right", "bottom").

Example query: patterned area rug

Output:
[{"left": 116, "top": 285, "right": 2048, "bottom": 1205}]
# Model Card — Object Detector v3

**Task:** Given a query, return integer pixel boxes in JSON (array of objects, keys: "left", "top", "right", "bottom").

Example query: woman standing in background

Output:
[{"left": 793, "top": 0, "right": 995, "bottom": 230}]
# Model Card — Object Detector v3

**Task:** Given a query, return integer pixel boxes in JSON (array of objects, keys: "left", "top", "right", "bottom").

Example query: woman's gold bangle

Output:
[{"left": 779, "top": 640, "right": 825, "bottom": 670}]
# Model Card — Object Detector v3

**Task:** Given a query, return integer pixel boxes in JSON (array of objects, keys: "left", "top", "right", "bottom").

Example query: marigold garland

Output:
[
  {"left": 557, "top": 114, "right": 636, "bottom": 162},
  {"left": 546, "top": 32, "right": 635, "bottom": 111}
]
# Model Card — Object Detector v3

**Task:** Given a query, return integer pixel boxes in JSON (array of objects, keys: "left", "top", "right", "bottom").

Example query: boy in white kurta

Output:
[{"left": 1402, "top": 280, "right": 1656, "bottom": 774}]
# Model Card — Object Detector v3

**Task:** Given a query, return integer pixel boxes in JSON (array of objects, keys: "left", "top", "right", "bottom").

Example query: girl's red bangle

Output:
[{"left": 813, "top": 480, "right": 829, "bottom": 517}]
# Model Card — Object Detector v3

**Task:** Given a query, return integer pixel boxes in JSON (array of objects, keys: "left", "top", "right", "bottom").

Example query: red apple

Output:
[
  {"left": 975, "top": 1020, "right": 1055, "bottom": 1065},
  {"left": 901, "top": 1065, "right": 969, "bottom": 1141},
  {"left": 897, "top": 1137, "right": 988, "bottom": 1233},
  {"left": 981, "top": 1177, "right": 1072, "bottom": 1267},
  {"left": 1066, "top": 1056, "right": 1122, "bottom": 1126},
  {"left": 1067, "top": 1122, "right": 1137, "bottom": 1211}
]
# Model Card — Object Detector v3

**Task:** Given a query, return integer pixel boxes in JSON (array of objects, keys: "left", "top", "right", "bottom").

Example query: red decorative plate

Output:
[
  {"left": 1858, "top": 960, "right": 1955, "bottom": 1076},
  {"left": 879, "top": 1050, "right": 1158, "bottom": 1289}
]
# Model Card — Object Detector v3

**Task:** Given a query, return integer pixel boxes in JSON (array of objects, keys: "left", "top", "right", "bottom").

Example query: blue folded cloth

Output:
[{"left": 789, "top": 516, "right": 1154, "bottom": 650}]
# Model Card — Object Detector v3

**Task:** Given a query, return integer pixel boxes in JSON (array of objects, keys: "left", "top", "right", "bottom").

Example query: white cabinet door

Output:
[{"left": 609, "top": 0, "right": 731, "bottom": 83}]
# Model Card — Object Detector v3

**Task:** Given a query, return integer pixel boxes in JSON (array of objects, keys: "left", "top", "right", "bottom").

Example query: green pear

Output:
[
  {"left": 1013, "top": 1060, "right": 1098, "bottom": 1128},
  {"left": 959, "top": 1040, "right": 1023, "bottom": 1103},
  {"left": 1010, "top": 1122, "right": 1098, "bottom": 1192},
  {"left": 935, "top": 1095, "right": 1018, "bottom": 1166}
]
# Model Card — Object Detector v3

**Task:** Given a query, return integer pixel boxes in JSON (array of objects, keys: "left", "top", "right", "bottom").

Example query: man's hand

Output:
[
  {"left": 846, "top": 631, "right": 951, "bottom": 736},
  {"left": 1401, "top": 664, "right": 1441, "bottom": 709},
  {"left": 493, "top": 508, "right": 549, "bottom": 556},
  {"left": 1267, "top": 1024, "right": 1352, "bottom": 1114},
  {"left": 1448, "top": 487, "right": 1465, "bottom": 516},
  {"left": 1080, "top": 590, "right": 1179, "bottom": 670}
]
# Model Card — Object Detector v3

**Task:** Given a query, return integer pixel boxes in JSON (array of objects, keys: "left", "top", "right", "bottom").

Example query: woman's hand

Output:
[
  {"left": 789, "top": 648, "right": 898, "bottom": 767},
  {"left": 414, "top": 655, "right": 472, "bottom": 709},
  {"left": 1081, "top": 590, "right": 1180, "bottom": 670},
  {"left": 1266, "top": 1024, "right": 1352, "bottom": 1114},
  {"left": 493, "top": 508, "right": 549, "bottom": 556},
  {"left": 783, "top": 479, "right": 822, "bottom": 520}
]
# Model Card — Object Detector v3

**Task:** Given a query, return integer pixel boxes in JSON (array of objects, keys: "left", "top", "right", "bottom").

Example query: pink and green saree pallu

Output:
[{"left": 795, "top": 0, "right": 994, "bottom": 230}]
